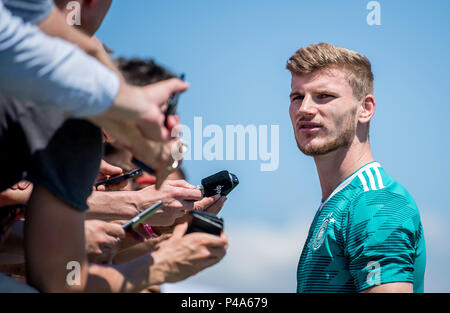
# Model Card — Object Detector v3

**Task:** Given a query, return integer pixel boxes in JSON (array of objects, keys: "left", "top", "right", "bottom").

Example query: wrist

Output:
[{"left": 148, "top": 250, "right": 168, "bottom": 285}]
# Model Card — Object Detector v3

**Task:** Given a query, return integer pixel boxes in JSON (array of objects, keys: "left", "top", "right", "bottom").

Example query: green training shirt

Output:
[{"left": 297, "top": 161, "right": 426, "bottom": 293}]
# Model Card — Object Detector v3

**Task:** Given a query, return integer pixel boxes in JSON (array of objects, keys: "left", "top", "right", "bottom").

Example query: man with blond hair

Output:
[{"left": 287, "top": 43, "right": 426, "bottom": 293}]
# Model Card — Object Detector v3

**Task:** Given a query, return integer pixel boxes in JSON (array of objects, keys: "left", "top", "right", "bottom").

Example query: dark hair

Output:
[{"left": 114, "top": 58, "right": 176, "bottom": 86}]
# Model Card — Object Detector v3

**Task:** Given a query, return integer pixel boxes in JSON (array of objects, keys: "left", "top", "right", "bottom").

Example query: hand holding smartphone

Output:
[
  {"left": 95, "top": 168, "right": 143, "bottom": 188},
  {"left": 122, "top": 200, "right": 163, "bottom": 232}
]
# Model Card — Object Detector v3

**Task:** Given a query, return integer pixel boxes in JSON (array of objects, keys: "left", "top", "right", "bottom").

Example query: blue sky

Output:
[{"left": 97, "top": 0, "right": 450, "bottom": 292}]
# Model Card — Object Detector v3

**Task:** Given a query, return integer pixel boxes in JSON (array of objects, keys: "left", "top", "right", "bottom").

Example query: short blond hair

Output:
[{"left": 286, "top": 43, "right": 374, "bottom": 100}]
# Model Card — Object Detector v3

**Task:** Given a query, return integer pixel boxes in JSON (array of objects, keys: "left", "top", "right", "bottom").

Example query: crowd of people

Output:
[{"left": 0, "top": 0, "right": 228, "bottom": 292}]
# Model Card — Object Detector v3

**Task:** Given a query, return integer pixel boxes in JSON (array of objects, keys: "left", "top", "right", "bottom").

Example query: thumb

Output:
[
  {"left": 158, "top": 78, "right": 189, "bottom": 98},
  {"left": 172, "top": 222, "right": 188, "bottom": 238},
  {"left": 99, "top": 160, "right": 123, "bottom": 177}
]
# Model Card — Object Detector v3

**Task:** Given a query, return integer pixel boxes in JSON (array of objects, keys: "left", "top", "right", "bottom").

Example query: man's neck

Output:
[{"left": 314, "top": 140, "right": 374, "bottom": 202}]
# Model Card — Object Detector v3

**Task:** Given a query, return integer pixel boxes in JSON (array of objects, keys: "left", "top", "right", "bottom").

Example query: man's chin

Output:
[{"left": 297, "top": 141, "right": 342, "bottom": 156}]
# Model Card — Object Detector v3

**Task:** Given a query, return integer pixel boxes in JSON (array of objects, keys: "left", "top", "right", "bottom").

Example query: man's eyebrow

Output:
[{"left": 289, "top": 91, "right": 303, "bottom": 98}]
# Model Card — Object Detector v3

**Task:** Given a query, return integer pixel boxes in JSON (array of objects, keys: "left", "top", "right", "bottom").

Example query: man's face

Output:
[{"left": 289, "top": 67, "right": 361, "bottom": 156}]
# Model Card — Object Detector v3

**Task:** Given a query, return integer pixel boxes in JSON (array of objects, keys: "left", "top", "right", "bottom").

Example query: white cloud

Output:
[{"left": 163, "top": 220, "right": 310, "bottom": 293}]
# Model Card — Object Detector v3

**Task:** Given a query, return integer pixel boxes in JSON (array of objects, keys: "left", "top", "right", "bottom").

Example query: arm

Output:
[
  {"left": 0, "top": 1, "right": 120, "bottom": 117},
  {"left": 0, "top": 2, "right": 187, "bottom": 186},
  {"left": 26, "top": 186, "right": 227, "bottom": 292},
  {"left": 86, "top": 223, "right": 228, "bottom": 292},
  {"left": 37, "top": 6, "right": 123, "bottom": 78},
  {"left": 87, "top": 190, "right": 140, "bottom": 221},
  {"left": 361, "top": 283, "right": 413, "bottom": 293},
  {"left": 87, "top": 179, "right": 204, "bottom": 224}
]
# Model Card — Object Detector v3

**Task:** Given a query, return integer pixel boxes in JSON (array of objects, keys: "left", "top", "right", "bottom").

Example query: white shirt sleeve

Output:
[
  {"left": 3, "top": 0, "right": 53, "bottom": 24},
  {"left": 0, "top": 0, "right": 120, "bottom": 117}
]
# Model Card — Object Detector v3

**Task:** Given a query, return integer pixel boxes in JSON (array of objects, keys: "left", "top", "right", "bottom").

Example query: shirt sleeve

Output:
[
  {"left": 344, "top": 190, "right": 421, "bottom": 292},
  {"left": 0, "top": 1, "right": 120, "bottom": 117},
  {"left": 3, "top": 0, "right": 53, "bottom": 24}
]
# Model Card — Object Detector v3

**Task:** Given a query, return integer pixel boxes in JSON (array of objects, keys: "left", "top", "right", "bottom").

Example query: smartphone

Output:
[
  {"left": 164, "top": 73, "right": 185, "bottom": 127},
  {"left": 122, "top": 200, "right": 163, "bottom": 232},
  {"left": 94, "top": 168, "right": 143, "bottom": 188},
  {"left": 186, "top": 211, "right": 224, "bottom": 236}
]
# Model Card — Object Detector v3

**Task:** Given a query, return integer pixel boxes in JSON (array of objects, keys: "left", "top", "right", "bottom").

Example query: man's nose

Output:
[{"left": 298, "top": 94, "right": 317, "bottom": 117}]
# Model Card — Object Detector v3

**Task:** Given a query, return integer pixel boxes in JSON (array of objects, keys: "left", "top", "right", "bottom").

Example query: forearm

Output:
[
  {"left": 86, "top": 191, "right": 141, "bottom": 221},
  {"left": 25, "top": 186, "right": 88, "bottom": 292},
  {"left": 0, "top": 3, "right": 120, "bottom": 117},
  {"left": 114, "top": 235, "right": 170, "bottom": 265},
  {"left": 86, "top": 254, "right": 166, "bottom": 292},
  {"left": 37, "top": 7, "right": 123, "bottom": 79}
]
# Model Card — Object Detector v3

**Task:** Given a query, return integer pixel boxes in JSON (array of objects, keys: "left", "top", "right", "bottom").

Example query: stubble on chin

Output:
[{"left": 296, "top": 111, "right": 357, "bottom": 156}]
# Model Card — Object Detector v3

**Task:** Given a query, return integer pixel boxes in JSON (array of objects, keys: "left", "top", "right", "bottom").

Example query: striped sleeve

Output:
[{"left": 344, "top": 190, "right": 420, "bottom": 292}]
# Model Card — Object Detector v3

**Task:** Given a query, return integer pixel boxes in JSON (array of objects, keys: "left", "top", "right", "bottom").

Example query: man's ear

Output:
[{"left": 358, "top": 94, "right": 375, "bottom": 124}]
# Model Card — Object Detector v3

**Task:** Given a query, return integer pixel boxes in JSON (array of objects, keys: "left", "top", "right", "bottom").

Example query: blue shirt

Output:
[{"left": 0, "top": 0, "right": 120, "bottom": 117}]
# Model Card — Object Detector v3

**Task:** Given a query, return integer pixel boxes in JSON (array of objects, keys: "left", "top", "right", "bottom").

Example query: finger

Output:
[
  {"left": 99, "top": 160, "right": 123, "bottom": 177},
  {"left": 155, "top": 167, "right": 170, "bottom": 190},
  {"left": 168, "top": 180, "right": 198, "bottom": 190},
  {"left": 105, "top": 223, "right": 126, "bottom": 238},
  {"left": 18, "top": 180, "right": 31, "bottom": 190},
  {"left": 156, "top": 78, "right": 189, "bottom": 99},
  {"left": 166, "top": 115, "right": 180, "bottom": 133},
  {"left": 193, "top": 195, "right": 220, "bottom": 211},
  {"left": 137, "top": 112, "right": 168, "bottom": 142},
  {"left": 188, "top": 233, "right": 228, "bottom": 248},
  {"left": 111, "top": 220, "right": 127, "bottom": 226},
  {"left": 96, "top": 185, "right": 106, "bottom": 191},
  {"left": 105, "top": 179, "right": 129, "bottom": 191},
  {"left": 205, "top": 196, "right": 227, "bottom": 215},
  {"left": 206, "top": 246, "right": 228, "bottom": 259},
  {"left": 175, "top": 187, "right": 203, "bottom": 201},
  {"left": 172, "top": 222, "right": 188, "bottom": 238},
  {"left": 176, "top": 200, "right": 196, "bottom": 211}
]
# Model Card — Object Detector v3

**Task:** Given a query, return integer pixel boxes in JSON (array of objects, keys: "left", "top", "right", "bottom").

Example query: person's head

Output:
[
  {"left": 286, "top": 43, "right": 375, "bottom": 156},
  {"left": 54, "top": 0, "right": 112, "bottom": 36},
  {"left": 106, "top": 58, "right": 182, "bottom": 190},
  {"left": 114, "top": 58, "right": 176, "bottom": 86}
]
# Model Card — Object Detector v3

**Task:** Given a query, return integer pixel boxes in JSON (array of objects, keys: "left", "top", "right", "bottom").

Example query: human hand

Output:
[
  {"left": 151, "top": 223, "right": 228, "bottom": 283},
  {"left": 88, "top": 79, "right": 188, "bottom": 189},
  {"left": 85, "top": 219, "right": 125, "bottom": 264},
  {"left": 137, "top": 180, "right": 203, "bottom": 227},
  {"left": 94, "top": 160, "right": 128, "bottom": 191}
]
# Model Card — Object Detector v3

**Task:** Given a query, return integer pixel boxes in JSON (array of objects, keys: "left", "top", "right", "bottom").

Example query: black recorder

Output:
[
  {"left": 186, "top": 211, "right": 224, "bottom": 236},
  {"left": 199, "top": 170, "right": 239, "bottom": 197},
  {"left": 186, "top": 170, "right": 239, "bottom": 236}
]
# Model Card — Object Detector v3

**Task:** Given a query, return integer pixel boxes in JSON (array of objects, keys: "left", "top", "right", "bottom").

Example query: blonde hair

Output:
[{"left": 286, "top": 43, "right": 374, "bottom": 100}]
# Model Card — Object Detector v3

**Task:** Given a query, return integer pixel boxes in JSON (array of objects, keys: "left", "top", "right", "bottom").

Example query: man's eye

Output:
[
  {"left": 292, "top": 95, "right": 304, "bottom": 102},
  {"left": 317, "top": 94, "right": 334, "bottom": 99}
]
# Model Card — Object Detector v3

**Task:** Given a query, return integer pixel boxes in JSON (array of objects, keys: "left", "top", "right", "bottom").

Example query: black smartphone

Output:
[
  {"left": 122, "top": 200, "right": 163, "bottom": 232},
  {"left": 94, "top": 168, "right": 143, "bottom": 188},
  {"left": 200, "top": 170, "right": 239, "bottom": 197},
  {"left": 164, "top": 73, "right": 185, "bottom": 127},
  {"left": 186, "top": 211, "right": 224, "bottom": 236}
]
